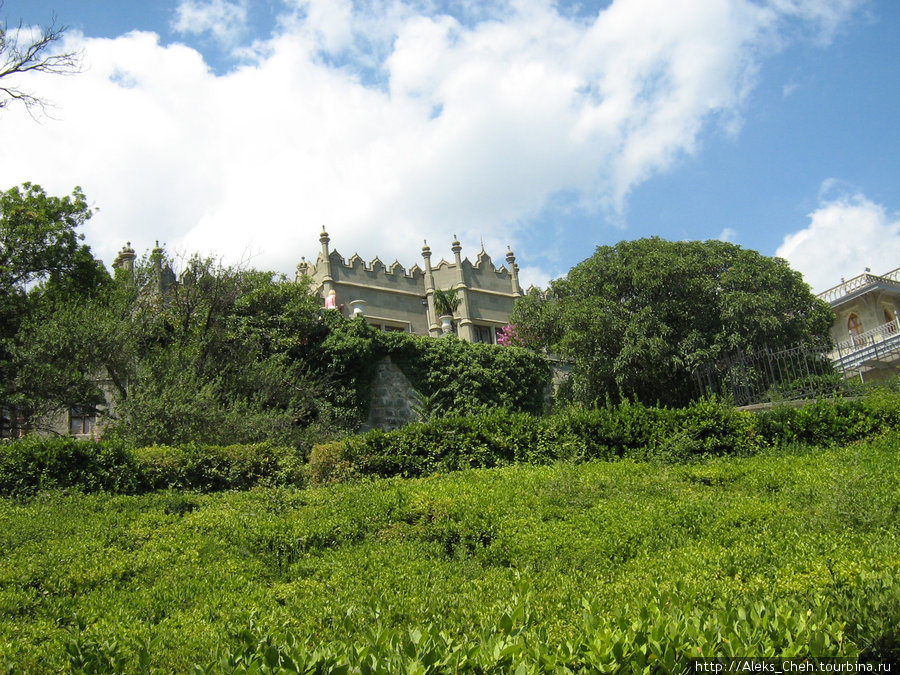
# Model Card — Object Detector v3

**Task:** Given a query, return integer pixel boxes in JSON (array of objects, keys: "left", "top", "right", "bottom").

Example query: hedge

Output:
[
  {"left": 308, "top": 391, "right": 900, "bottom": 483},
  {"left": 0, "top": 438, "right": 303, "bottom": 497},
  {"left": 3, "top": 390, "right": 898, "bottom": 496}
]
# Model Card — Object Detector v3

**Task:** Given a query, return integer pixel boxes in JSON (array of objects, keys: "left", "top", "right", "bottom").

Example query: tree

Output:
[
  {"left": 0, "top": 182, "right": 92, "bottom": 290},
  {"left": 0, "top": 3, "right": 81, "bottom": 113},
  {"left": 1, "top": 183, "right": 95, "bottom": 421},
  {"left": 11, "top": 244, "right": 347, "bottom": 446},
  {"left": 432, "top": 288, "right": 460, "bottom": 316},
  {"left": 510, "top": 238, "right": 834, "bottom": 407}
]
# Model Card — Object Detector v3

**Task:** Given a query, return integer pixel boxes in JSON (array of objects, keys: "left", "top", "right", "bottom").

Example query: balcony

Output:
[
  {"left": 828, "top": 318, "right": 900, "bottom": 374},
  {"left": 817, "top": 268, "right": 900, "bottom": 305}
]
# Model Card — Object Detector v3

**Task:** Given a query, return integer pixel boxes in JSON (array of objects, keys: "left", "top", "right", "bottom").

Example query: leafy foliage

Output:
[
  {"left": 0, "top": 436, "right": 304, "bottom": 497},
  {"left": 306, "top": 317, "right": 551, "bottom": 424},
  {"left": 1, "top": 432, "right": 898, "bottom": 670},
  {"left": 12, "top": 248, "right": 343, "bottom": 448},
  {"left": 3, "top": 390, "right": 897, "bottom": 497},
  {"left": 309, "top": 391, "right": 900, "bottom": 483},
  {"left": 376, "top": 328, "right": 550, "bottom": 417},
  {"left": 0, "top": 183, "right": 98, "bottom": 418},
  {"left": 511, "top": 238, "right": 834, "bottom": 407},
  {"left": 431, "top": 287, "right": 460, "bottom": 316}
]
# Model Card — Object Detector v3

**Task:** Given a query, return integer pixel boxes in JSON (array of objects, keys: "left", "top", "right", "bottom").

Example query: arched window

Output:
[
  {"left": 847, "top": 313, "right": 863, "bottom": 335},
  {"left": 885, "top": 307, "right": 897, "bottom": 333}
]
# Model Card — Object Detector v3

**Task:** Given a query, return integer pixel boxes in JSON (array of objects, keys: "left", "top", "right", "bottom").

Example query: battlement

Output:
[{"left": 297, "top": 229, "right": 523, "bottom": 343}]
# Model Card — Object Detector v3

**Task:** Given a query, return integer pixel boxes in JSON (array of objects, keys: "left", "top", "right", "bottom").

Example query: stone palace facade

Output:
[{"left": 296, "top": 228, "right": 525, "bottom": 344}]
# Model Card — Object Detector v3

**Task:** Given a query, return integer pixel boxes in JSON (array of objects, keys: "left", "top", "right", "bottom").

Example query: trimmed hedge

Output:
[
  {"left": 133, "top": 442, "right": 304, "bottom": 491},
  {"left": 308, "top": 391, "right": 900, "bottom": 483},
  {"left": 0, "top": 437, "right": 141, "bottom": 496},
  {"left": 0, "top": 438, "right": 303, "bottom": 497},
  {"left": 3, "top": 390, "right": 898, "bottom": 496}
]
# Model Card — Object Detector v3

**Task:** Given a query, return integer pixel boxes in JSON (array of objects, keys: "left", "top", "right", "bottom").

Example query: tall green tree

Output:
[
  {"left": 510, "top": 238, "right": 834, "bottom": 407},
  {"left": 0, "top": 182, "right": 92, "bottom": 292},
  {"left": 0, "top": 183, "right": 96, "bottom": 421},
  {"left": 13, "top": 245, "right": 344, "bottom": 447}
]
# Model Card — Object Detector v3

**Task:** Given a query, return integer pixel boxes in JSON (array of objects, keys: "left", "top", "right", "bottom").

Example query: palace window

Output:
[
  {"left": 69, "top": 406, "right": 96, "bottom": 436},
  {"left": 0, "top": 407, "right": 16, "bottom": 439},
  {"left": 368, "top": 319, "right": 409, "bottom": 333},
  {"left": 472, "top": 325, "right": 494, "bottom": 344},
  {"left": 847, "top": 314, "right": 864, "bottom": 346}
]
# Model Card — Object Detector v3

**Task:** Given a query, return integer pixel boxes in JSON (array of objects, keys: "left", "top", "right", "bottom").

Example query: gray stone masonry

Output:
[{"left": 361, "top": 357, "right": 422, "bottom": 432}]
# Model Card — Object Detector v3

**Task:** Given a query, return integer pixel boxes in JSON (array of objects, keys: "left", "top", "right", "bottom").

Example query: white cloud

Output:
[
  {"left": 776, "top": 192, "right": 900, "bottom": 294},
  {"left": 0, "top": 0, "right": 868, "bottom": 290},
  {"left": 718, "top": 227, "right": 738, "bottom": 242},
  {"left": 172, "top": 0, "right": 249, "bottom": 46}
]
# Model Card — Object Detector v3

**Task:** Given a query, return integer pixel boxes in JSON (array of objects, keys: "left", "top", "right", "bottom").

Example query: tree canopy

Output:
[
  {"left": 11, "top": 247, "right": 339, "bottom": 445},
  {"left": 0, "top": 182, "right": 92, "bottom": 291},
  {"left": 0, "top": 183, "right": 98, "bottom": 416},
  {"left": 510, "top": 237, "right": 834, "bottom": 407}
]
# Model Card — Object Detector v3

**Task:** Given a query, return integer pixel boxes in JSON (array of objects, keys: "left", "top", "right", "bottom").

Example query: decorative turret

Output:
[
  {"left": 295, "top": 256, "right": 310, "bottom": 281},
  {"left": 449, "top": 235, "right": 474, "bottom": 341},
  {"left": 422, "top": 240, "right": 439, "bottom": 335},
  {"left": 150, "top": 241, "right": 177, "bottom": 294},
  {"left": 318, "top": 226, "right": 334, "bottom": 294},
  {"left": 506, "top": 246, "right": 523, "bottom": 295},
  {"left": 112, "top": 242, "right": 136, "bottom": 274}
]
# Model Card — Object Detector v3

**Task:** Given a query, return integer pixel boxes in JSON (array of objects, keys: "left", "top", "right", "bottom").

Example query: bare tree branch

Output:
[{"left": 0, "top": 2, "right": 82, "bottom": 115}]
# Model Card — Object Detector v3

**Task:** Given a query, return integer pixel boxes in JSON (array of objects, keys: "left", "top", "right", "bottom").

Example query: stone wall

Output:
[
  {"left": 361, "top": 357, "right": 422, "bottom": 432},
  {"left": 361, "top": 355, "right": 572, "bottom": 433}
]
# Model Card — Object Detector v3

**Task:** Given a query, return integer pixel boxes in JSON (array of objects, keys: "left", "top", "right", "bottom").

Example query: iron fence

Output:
[{"left": 693, "top": 336, "right": 900, "bottom": 407}]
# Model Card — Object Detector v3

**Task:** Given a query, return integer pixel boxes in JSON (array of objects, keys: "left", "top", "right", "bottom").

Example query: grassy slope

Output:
[{"left": 0, "top": 432, "right": 898, "bottom": 671}]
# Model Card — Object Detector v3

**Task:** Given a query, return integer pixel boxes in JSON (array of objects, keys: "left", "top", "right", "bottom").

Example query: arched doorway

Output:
[{"left": 848, "top": 313, "right": 864, "bottom": 344}]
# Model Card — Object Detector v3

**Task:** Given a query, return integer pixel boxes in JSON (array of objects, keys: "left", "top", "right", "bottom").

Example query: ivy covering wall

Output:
[{"left": 313, "top": 315, "right": 552, "bottom": 424}]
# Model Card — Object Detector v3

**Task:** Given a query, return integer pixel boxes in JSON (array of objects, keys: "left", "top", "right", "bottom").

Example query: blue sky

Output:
[{"left": 1, "top": 0, "right": 897, "bottom": 293}]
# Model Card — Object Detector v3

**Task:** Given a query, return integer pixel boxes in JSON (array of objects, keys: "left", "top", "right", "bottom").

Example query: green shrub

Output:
[
  {"left": 0, "top": 436, "right": 140, "bottom": 496},
  {"left": 133, "top": 441, "right": 304, "bottom": 491},
  {"left": 5, "top": 391, "right": 899, "bottom": 496},
  {"left": 2, "top": 434, "right": 899, "bottom": 670},
  {"left": 202, "top": 572, "right": 900, "bottom": 671},
  {"left": 0, "top": 439, "right": 304, "bottom": 497},
  {"left": 306, "top": 440, "right": 357, "bottom": 485},
  {"left": 756, "top": 394, "right": 898, "bottom": 447},
  {"left": 314, "top": 391, "right": 900, "bottom": 484},
  {"left": 670, "top": 397, "right": 761, "bottom": 457}
]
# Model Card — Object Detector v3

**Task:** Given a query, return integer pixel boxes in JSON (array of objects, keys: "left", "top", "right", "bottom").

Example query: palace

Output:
[
  {"left": 296, "top": 228, "right": 526, "bottom": 344},
  {"left": 817, "top": 266, "right": 900, "bottom": 380}
]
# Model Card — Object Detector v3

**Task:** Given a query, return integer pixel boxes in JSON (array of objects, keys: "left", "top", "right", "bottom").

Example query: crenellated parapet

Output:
[{"left": 297, "top": 232, "right": 524, "bottom": 343}]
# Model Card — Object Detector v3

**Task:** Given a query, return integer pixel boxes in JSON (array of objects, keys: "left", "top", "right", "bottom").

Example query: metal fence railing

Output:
[{"left": 693, "top": 336, "right": 900, "bottom": 407}]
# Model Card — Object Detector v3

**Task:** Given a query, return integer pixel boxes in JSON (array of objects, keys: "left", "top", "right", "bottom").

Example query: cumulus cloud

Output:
[
  {"left": 0, "top": 0, "right": 868, "bottom": 289},
  {"left": 718, "top": 227, "right": 738, "bottom": 242},
  {"left": 172, "top": 0, "right": 249, "bottom": 46},
  {"left": 776, "top": 192, "right": 900, "bottom": 294}
]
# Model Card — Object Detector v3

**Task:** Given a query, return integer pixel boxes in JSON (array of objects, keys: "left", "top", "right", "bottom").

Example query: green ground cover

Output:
[{"left": 1, "top": 432, "right": 898, "bottom": 672}]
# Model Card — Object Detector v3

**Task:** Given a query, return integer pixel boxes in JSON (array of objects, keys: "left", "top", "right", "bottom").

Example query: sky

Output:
[{"left": 0, "top": 0, "right": 898, "bottom": 294}]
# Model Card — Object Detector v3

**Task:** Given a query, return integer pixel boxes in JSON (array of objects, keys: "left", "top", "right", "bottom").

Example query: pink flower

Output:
[{"left": 497, "top": 324, "right": 521, "bottom": 347}]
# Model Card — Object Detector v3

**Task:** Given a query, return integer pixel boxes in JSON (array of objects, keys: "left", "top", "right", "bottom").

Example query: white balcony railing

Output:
[
  {"left": 817, "top": 268, "right": 900, "bottom": 304},
  {"left": 829, "top": 318, "right": 900, "bottom": 370}
]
